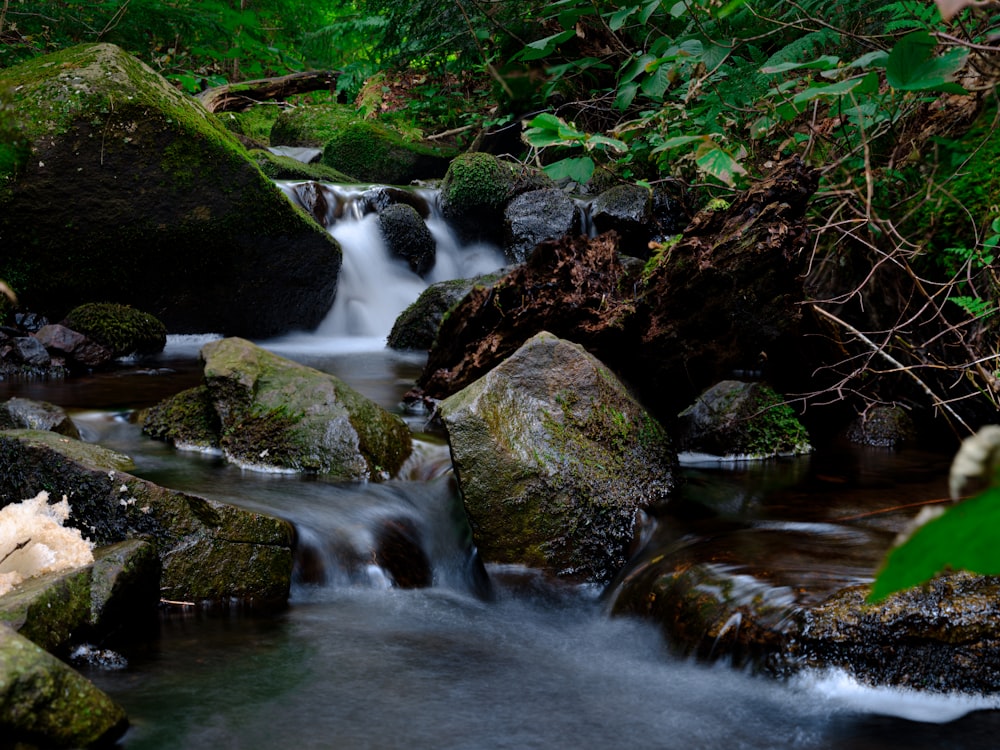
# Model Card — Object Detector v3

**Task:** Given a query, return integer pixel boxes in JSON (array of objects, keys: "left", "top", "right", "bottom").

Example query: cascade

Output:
[{"left": 277, "top": 182, "right": 507, "bottom": 348}]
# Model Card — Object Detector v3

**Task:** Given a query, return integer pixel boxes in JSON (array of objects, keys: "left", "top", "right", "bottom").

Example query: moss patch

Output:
[
  {"left": 321, "top": 120, "right": 455, "bottom": 184},
  {"left": 62, "top": 302, "right": 167, "bottom": 357}
]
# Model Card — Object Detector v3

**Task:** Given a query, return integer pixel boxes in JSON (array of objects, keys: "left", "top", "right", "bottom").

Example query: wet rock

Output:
[
  {"left": 650, "top": 181, "right": 691, "bottom": 242},
  {"left": 440, "top": 152, "right": 513, "bottom": 243},
  {"left": 251, "top": 149, "right": 353, "bottom": 183},
  {"left": 0, "top": 429, "right": 294, "bottom": 607},
  {"left": 591, "top": 183, "right": 653, "bottom": 257},
  {"left": 0, "top": 43, "right": 341, "bottom": 339},
  {"left": 61, "top": 302, "right": 166, "bottom": 358},
  {"left": 378, "top": 203, "right": 436, "bottom": 276},
  {"left": 0, "top": 540, "right": 160, "bottom": 654},
  {"left": 13, "top": 337, "right": 50, "bottom": 367},
  {"left": 440, "top": 331, "right": 677, "bottom": 583},
  {"left": 284, "top": 181, "right": 336, "bottom": 228},
  {"left": 33, "top": 324, "right": 114, "bottom": 370},
  {"left": 360, "top": 186, "right": 431, "bottom": 218},
  {"left": 373, "top": 517, "right": 432, "bottom": 589},
  {"left": 676, "top": 380, "right": 812, "bottom": 458},
  {"left": 0, "top": 626, "right": 128, "bottom": 748},
  {"left": 844, "top": 406, "right": 918, "bottom": 448},
  {"left": 503, "top": 188, "right": 580, "bottom": 264},
  {"left": 142, "top": 385, "right": 221, "bottom": 451},
  {"left": 147, "top": 337, "right": 413, "bottom": 479},
  {"left": 388, "top": 271, "right": 507, "bottom": 352},
  {"left": 0, "top": 397, "right": 80, "bottom": 438},
  {"left": 789, "top": 572, "right": 1000, "bottom": 693}
]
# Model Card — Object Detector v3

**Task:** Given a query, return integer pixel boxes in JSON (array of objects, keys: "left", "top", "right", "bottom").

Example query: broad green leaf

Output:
[
  {"left": 792, "top": 75, "right": 870, "bottom": 104},
  {"left": 525, "top": 113, "right": 567, "bottom": 131},
  {"left": 761, "top": 55, "right": 840, "bottom": 74},
  {"left": 886, "top": 30, "right": 968, "bottom": 93},
  {"left": 620, "top": 53, "right": 658, "bottom": 84},
  {"left": 869, "top": 487, "right": 1000, "bottom": 602},
  {"left": 716, "top": 0, "right": 748, "bottom": 17},
  {"left": 520, "top": 30, "right": 576, "bottom": 61},
  {"left": 615, "top": 81, "right": 640, "bottom": 110},
  {"left": 695, "top": 141, "right": 747, "bottom": 187},
  {"left": 641, "top": 0, "right": 662, "bottom": 24},
  {"left": 848, "top": 50, "right": 890, "bottom": 70},
  {"left": 641, "top": 64, "right": 672, "bottom": 99},
  {"left": 608, "top": 5, "right": 638, "bottom": 30},
  {"left": 543, "top": 156, "right": 595, "bottom": 183}
]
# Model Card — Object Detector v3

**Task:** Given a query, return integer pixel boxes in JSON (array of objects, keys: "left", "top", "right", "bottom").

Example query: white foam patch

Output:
[{"left": 798, "top": 668, "right": 1000, "bottom": 723}]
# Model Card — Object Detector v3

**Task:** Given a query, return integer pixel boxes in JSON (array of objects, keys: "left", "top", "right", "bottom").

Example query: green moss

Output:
[
  {"left": 321, "top": 120, "right": 455, "bottom": 184},
  {"left": 217, "top": 106, "right": 282, "bottom": 144},
  {"left": 251, "top": 149, "right": 354, "bottom": 182},
  {"left": 269, "top": 102, "right": 360, "bottom": 147},
  {"left": 744, "top": 386, "right": 811, "bottom": 456},
  {"left": 142, "top": 385, "right": 220, "bottom": 448},
  {"left": 440, "top": 152, "right": 512, "bottom": 217},
  {"left": 63, "top": 302, "right": 167, "bottom": 357}
]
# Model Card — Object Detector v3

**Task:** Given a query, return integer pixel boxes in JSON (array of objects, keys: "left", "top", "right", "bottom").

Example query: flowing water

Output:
[{"left": 5, "top": 184, "right": 1000, "bottom": 748}]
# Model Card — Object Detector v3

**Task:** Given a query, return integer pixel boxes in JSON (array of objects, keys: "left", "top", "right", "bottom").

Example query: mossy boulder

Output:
[
  {"left": 676, "top": 380, "right": 812, "bottom": 459},
  {"left": 377, "top": 203, "right": 436, "bottom": 276},
  {"left": 439, "top": 331, "right": 677, "bottom": 583},
  {"left": 0, "top": 430, "right": 294, "bottom": 607},
  {"left": 0, "top": 43, "right": 341, "bottom": 338},
  {"left": 0, "top": 539, "right": 159, "bottom": 655},
  {"left": 387, "top": 270, "right": 506, "bottom": 352},
  {"left": 146, "top": 337, "right": 413, "bottom": 479},
  {"left": 269, "top": 102, "right": 360, "bottom": 148},
  {"left": 440, "top": 152, "right": 514, "bottom": 243},
  {"left": 61, "top": 302, "right": 166, "bottom": 358},
  {"left": 322, "top": 121, "right": 456, "bottom": 185},
  {"left": 0, "top": 626, "right": 128, "bottom": 748},
  {"left": 844, "top": 405, "right": 918, "bottom": 448}
]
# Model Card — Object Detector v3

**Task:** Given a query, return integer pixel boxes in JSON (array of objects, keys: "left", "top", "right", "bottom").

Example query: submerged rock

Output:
[
  {"left": 0, "top": 429, "right": 294, "bottom": 607},
  {"left": 676, "top": 380, "right": 812, "bottom": 459},
  {"left": 0, "top": 626, "right": 128, "bottom": 748},
  {"left": 0, "top": 43, "right": 341, "bottom": 338},
  {"left": 440, "top": 331, "right": 677, "bottom": 583},
  {"left": 147, "top": 337, "right": 412, "bottom": 479}
]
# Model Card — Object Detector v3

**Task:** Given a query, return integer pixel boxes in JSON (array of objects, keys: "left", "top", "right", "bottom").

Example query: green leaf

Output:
[
  {"left": 640, "top": 0, "right": 662, "bottom": 24},
  {"left": 694, "top": 141, "right": 747, "bottom": 187},
  {"left": 520, "top": 30, "right": 576, "bottom": 61},
  {"left": 615, "top": 81, "right": 640, "bottom": 110},
  {"left": 587, "top": 134, "right": 628, "bottom": 153},
  {"left": 608, "top": 5, "right": 638, "bottom": 30},
  {"left": 621, "top": 53, "right": 658, "bottom": 84},
  {"left": 640, "top": 64, "right": 672, "bottom": 99},
  {"left": 761, "top": 55, "right": 840, "bottom": 74},
  {"left": 885, "top": 30, "right": 968, "bottom": 93},
  {"left": 543, "top": 157, "right": 595, "bottom": 183},
  {"left": 652, "top": 134, "right": 706, "bottom": 152},
  {"left": 868, "top": 487, "right": 1000, "bottom": 602}
]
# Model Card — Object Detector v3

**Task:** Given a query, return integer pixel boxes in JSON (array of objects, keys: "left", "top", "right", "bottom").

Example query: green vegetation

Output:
[{"left": 62, "top": 303, "right": 167, "bottom": 357}]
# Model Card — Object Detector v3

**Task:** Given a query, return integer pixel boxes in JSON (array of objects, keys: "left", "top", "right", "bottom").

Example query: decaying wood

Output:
[
  {"left": 415, "top": 157, "right": 819, "bottom": 419},
  {"left": 196, "top": 70, "right": 341, "bottom": 113}
]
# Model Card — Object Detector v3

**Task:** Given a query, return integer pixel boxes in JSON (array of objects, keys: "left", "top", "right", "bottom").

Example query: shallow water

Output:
[{"left": 4, "top": 340, "right": 995, "bottom": 749}]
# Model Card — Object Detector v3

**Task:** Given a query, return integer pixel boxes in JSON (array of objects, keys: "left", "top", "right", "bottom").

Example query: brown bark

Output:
[
  {"left": 414, "top": 157, "right": 819, "bottom": 420},
  {"left": 196, "top": 70, "right": 341, "bottom": 113}
]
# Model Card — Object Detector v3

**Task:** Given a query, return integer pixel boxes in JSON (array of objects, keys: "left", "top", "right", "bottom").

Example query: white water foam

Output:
[{"left": 797, "top": 668, "right": 1000, "bottom": 722}]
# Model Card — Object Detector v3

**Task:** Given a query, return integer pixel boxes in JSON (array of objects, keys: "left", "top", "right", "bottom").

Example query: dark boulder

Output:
[
  {"left": 378, "top": 203, "right": 436, "bottom": 276},
  {"left": 503, "top": 188, "right": 580, "bottom": 264}
]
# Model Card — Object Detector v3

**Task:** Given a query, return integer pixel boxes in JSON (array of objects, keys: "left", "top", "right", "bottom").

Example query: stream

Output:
[{"left": 5, "top": 184, "right": 1000, "bottom": 748}]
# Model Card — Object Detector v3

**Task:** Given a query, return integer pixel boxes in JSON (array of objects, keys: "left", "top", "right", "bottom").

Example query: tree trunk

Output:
[{"left": 196, "top": 70, "right": 341, "bottom": 113}]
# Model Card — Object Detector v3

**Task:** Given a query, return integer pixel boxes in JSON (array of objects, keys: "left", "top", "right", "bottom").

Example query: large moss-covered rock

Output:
[
  {"left": 322, "top": 121, "right": 455, "bottom": 185},
  {"left": 0, "top": 540, "right": 159, "bottom": 654},
  {"left": 0, "top": 626, "right": 128, "bottom": 748},
  {"left": 439, "top": 331, "right": 677, "bottom": 583},
  {"left": 148, "top": 337, "right": 413, "bottom": 479},
  {"left": 270, "top": 102, "right": 360, "bottom": 148},
  {"left": 0, "top": 430, "right": 294, "bottom": 607},
  {"left": 440, "top": 152, "right": 513, "bottom": 243},
  {"left": 0, "top": 43, "right": 341, "bottom": 338},
  {"left": 676, "top": 380, "right": 812, "bottom": 459}
]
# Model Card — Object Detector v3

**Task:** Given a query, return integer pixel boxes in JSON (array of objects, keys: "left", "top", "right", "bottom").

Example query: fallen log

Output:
[
  {"left": 196, "top": 70, "right": 341, "bottom": 113},
  {"left": 414, "top": 157, "right": 819, "bottom": 420}
]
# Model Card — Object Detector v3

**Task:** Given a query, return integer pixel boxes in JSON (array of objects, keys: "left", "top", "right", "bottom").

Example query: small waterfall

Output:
[{"left": 278, "top": 182, "right": 507, "bottom": 348}]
